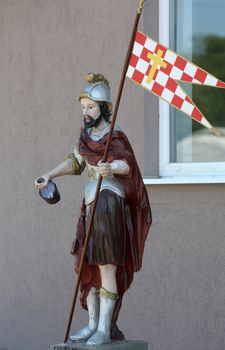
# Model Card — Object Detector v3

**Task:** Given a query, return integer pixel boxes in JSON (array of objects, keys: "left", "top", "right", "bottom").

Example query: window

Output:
[{"left": 159, "top": 0, "right": 225, "bottom": 180}]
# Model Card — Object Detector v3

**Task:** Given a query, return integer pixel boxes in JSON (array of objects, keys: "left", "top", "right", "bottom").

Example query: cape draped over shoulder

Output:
[{"left": 71, "top": 128, "right": 152, "bottom": 335}]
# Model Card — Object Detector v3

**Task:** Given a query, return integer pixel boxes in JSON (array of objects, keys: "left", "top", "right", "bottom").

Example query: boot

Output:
[
  {"left": 87, "top": 287, "right": 117, "bottom": 345},
  {"left": 70, "top": 287, "right": 99, "bottom": 342}
]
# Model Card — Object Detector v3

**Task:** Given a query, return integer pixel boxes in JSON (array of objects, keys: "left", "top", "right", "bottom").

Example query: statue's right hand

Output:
[{"left": 34, "top": 174, "right": 50, "bottom": 189}]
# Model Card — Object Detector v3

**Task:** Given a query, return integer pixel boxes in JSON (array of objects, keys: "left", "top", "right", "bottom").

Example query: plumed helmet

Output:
[{"left": 79, "top": 73, "right": 112, "bottom": 111}]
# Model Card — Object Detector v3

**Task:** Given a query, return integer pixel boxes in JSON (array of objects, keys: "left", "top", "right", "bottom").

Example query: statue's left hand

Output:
[
  {"left": 97, "top": 161, "right": 112, "bottom": 177},
  {"left": 97, "top": 160, "right": 130, "bottom": 176}
]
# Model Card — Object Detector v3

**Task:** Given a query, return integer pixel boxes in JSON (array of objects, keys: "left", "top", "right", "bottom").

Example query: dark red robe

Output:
[{"left": 71, "top": 128, "right": 152, "bottom": 339}]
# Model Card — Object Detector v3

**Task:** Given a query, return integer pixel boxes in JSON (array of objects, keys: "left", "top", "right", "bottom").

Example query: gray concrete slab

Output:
[{"left": 51, "top": 340, "right": 148, "bottom": 350}]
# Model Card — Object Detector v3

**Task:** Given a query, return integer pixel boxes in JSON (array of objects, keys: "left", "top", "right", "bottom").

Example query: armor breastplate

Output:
[
  {"left": 85, "top": 164, "right": 125, "bottom": 205},
  {"left": 80, "top": 123, "right": 125, "bottom": 205}
]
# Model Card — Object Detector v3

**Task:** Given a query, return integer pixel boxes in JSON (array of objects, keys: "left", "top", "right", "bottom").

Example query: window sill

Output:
[{"left": 143, "top": 176, "right": 225, "bottom": 185}]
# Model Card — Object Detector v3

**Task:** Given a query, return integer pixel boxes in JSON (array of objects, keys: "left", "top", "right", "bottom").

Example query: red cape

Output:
[
  {"left": 71, "top": 128, "right": 152, "bottom": 336},
  {"left": 79, "top": 128, "right": 151, "bottom": 270}
]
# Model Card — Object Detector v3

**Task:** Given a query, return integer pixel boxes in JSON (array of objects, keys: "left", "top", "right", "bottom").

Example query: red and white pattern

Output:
[{"left": 126, "top": 31, "right": 225, "bottom": 130}]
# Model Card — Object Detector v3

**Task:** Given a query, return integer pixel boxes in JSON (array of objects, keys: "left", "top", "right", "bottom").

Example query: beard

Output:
[{"left": 83, "top": 114, "right": 103, "bottom": 129}]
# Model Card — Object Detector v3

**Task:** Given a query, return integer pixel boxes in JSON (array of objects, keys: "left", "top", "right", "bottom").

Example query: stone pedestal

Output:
[{"left": 51, "top": 340, "right": 148, "bottom": 350}]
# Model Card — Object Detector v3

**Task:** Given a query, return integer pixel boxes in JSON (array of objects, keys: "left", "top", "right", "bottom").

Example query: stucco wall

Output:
[{"left": 1, "top": 1, "right": 225, "bottom": 350}]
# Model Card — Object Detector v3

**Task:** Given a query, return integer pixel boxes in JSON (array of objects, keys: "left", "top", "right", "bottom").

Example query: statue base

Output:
[{"left": 51, "top": 340, "right": 148, "bottom": 350}]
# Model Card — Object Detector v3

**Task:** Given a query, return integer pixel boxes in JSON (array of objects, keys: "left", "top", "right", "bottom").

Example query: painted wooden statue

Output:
[{"left": 35, "top": 73, "right": 152, "bottom": 346}]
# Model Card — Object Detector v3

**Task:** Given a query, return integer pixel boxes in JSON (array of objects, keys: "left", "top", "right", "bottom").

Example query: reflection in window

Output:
[{"left": 170, "top": 0, "right": 225, "bottom": 163}]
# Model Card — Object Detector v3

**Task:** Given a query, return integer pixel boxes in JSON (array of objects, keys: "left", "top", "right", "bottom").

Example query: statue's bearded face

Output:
[{"left": 80, "top": 98, "right": 102, "bottom": 129}]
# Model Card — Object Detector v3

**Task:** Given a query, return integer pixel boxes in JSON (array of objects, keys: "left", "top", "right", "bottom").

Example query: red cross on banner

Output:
[{"left": 126, "top": 31, "right": 225, "bottom": 135}]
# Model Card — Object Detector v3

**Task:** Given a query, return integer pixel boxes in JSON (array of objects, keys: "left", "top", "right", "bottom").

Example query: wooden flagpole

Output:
[{"left": 64, "top": 0, "right": 145, "bottom": 343}]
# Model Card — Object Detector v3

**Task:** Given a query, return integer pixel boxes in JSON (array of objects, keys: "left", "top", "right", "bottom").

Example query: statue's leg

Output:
[
  {"left": 87, "top": 264, "right": 118, "bottom": 345},
  {"left": 69, "top": 287, "right": 99, "bottom": 342}
]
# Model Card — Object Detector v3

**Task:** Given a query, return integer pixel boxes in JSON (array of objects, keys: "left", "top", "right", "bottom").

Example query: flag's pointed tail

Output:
[
  {"left": 217, "top": 80, "right": 225, "bottom": 88},
  {"left": 145, "top": 77, "right": 222, "bottom": 135}
]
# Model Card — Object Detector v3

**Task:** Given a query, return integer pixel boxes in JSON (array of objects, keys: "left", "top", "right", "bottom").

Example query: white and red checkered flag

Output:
[{"left": 126, "top": 31, "right": 225, "bottom": 135}]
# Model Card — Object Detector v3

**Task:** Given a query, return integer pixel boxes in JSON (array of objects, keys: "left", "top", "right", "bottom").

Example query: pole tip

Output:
[{"left": 138, "top": 0, "right": 145, "bottom": 14}]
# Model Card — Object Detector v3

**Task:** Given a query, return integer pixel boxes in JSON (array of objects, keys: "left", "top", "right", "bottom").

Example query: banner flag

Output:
[{"left": 126, "top": 31, "right": 225, "bottom": 135}]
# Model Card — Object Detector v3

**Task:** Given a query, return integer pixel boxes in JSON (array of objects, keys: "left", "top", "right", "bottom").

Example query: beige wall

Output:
[{"left": 1, "top": 1, "right": 225, "bottom": 350}]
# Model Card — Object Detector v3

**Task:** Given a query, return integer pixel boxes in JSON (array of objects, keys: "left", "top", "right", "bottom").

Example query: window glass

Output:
[{"left": 170, "top": 0, "right": 225, "bottom": 163}]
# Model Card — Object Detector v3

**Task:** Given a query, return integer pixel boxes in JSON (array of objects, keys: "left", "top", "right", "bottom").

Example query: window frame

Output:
[{"left": 144, "top": 0, "right": 225, "bottom": 184}]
